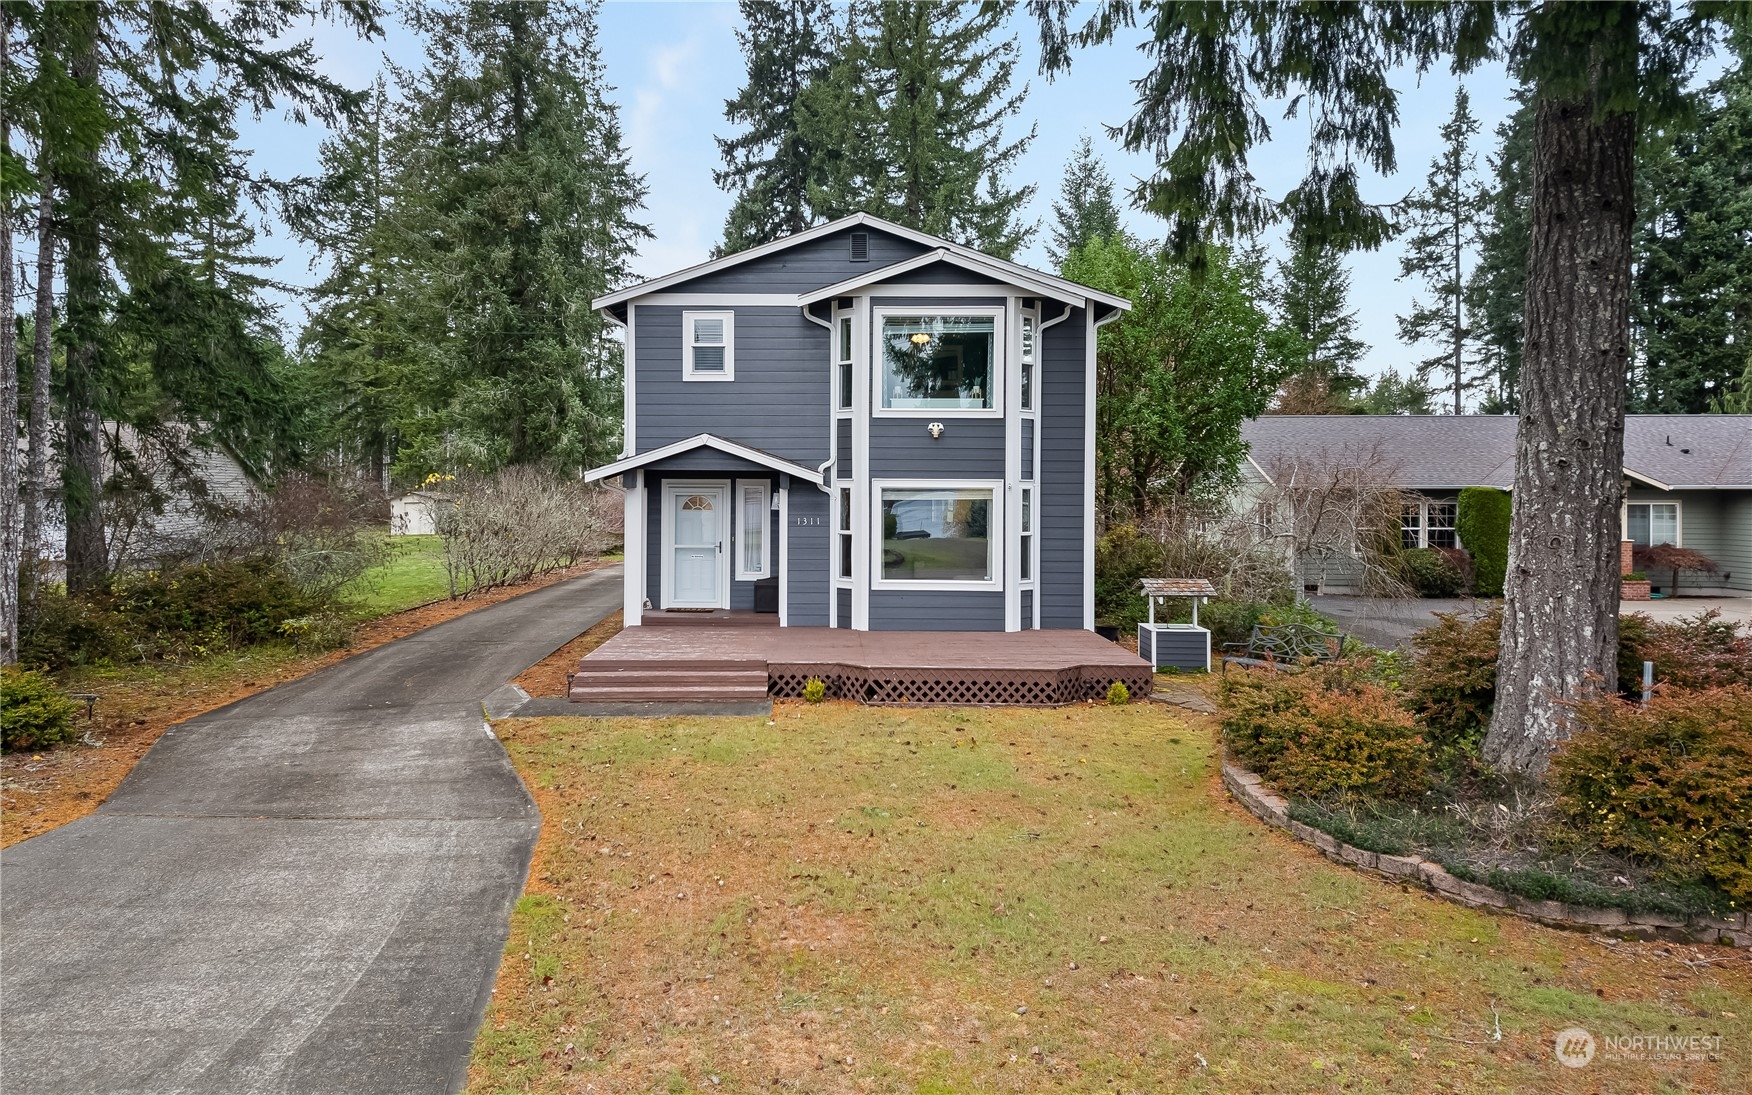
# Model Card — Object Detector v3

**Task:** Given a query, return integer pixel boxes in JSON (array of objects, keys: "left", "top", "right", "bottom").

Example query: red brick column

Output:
[{"left": 1621, "top": 539, "right": 1634, "bottom": 576}]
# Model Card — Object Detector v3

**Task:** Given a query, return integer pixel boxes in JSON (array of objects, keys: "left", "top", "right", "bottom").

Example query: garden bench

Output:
[{"left": 1219, "top": 622, "right": 1346, "bottom": 672}]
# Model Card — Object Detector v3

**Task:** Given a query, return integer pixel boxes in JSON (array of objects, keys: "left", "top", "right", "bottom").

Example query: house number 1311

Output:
[{"left": 793, "top": 516, "right": 824, "bottom": 526}]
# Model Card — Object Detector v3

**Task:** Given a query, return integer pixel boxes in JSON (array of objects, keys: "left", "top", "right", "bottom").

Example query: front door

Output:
[{"left": 664, "top": 483, "right": 728, "bottom": 608}]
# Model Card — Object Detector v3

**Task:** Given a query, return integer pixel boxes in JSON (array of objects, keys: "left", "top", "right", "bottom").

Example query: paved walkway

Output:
[
  {"left": 1, "top": 567, "right": 623, "bottom": 1095},
  {"left": 1313, "top": 593, "right": 1752, "bottom": 649}
]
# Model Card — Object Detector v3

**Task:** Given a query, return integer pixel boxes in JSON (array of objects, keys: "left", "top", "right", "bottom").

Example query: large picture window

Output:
[
  {"left": 1625, "top": 502, "right": 1679, "bottom": 547},
  {"left": 878, "top": 313, "right": 997, "bottom": 412},
  {"left": 877, "top": 485, "right": 996, "bottom": 585}
]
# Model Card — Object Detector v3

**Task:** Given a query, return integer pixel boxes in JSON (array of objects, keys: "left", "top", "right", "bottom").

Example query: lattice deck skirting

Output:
[{"left": 768, "top": 662, "right": 1152, "bottom": 706}]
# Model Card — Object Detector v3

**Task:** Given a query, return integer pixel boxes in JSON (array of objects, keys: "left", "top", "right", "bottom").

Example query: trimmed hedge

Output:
[
  {"left": 1401, "top": 547, "right": 1465, "bottom": 597},
  {"left": 1456, "top": 487, "right": 1510, "bottom": 597}
]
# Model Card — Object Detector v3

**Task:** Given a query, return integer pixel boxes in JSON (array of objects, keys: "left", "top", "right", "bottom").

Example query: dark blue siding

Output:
[
  {"left": 868, "top": 419, "right": 1005, "bottom": 479},
  {"left": 668, "top": 227, "right": 929, "bottom": 294},
  {"left": 1037, "top": 310, "right": 1087, "bottom": 628},
  {"left": 835, "top": 425, "right": 852, "bottom": 478},
  {"left": 1021, "top": 418, "right": 1035, "bottom": 480},
  {"left": 869, "top": 591, "right": 1004, "bottom": 631},
  {"left": 875, "top": 263, "right": 1007, "bottom": 286},
  {"left": 835, "top": 588, "right": 851, "bottom": 628},
  {"left": 634, "top": 306, "right": 830, "bottom": 466},
  {"left": 787, "top": 484, "right": 830, "bottom": 625}
]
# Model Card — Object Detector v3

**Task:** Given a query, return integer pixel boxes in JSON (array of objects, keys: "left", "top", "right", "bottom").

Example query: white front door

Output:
[{"left": 663, "top": 483, "right": 728, "bottom": 608}]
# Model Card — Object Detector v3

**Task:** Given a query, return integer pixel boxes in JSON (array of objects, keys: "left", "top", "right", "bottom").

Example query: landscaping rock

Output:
[
  {"left": 1376, "top": 854, "right": 1424, "bottom": 880},
  {"left": 1455, "top": 880, "right": 1509, "bottom": 909},
  {"left": 1563, "top": 904, "right": 1629, "bottom": 929}
]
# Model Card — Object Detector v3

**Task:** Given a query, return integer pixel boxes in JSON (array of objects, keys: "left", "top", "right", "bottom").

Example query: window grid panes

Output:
[
  {"left": 837, "top": 487, "right": 852, "bottom": 580},
  {"left": 1426, "top": 502, "right": 1458, "bottom": 549},
  {"left": 879, "top": 314, "right": 996, "bottom": 411},
  {"left": 837, "top": 315, "right": 853, "bottom": 410},
  {"left": 879, "top": 487, "right": 994, "bottom": 583},
  {"left": 1020, "top": 486, "right": 1033, "bottom": 583},
  {"left": 1401, "top": 503, "right": 1423, "bottom": 550},
  {"left": 1625, "top": 502, "right": 1678, "bottom": 547},
  {"left": 691, "top": 318, "right": 725, "bottom": 371}
]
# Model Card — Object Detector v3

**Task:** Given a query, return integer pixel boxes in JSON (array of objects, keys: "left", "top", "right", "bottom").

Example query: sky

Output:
[{"left": 240, "top": 1, "right": 1544, "bottom": 385}]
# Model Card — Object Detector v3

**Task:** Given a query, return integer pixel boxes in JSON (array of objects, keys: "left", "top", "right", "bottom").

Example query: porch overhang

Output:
[{"left": 585, "top": 433, "right": 825, "bottom": 486}]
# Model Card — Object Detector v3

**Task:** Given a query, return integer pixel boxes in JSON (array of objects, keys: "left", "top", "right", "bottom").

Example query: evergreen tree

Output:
[
  {"left": 1396, "top": 87, "right": 1487, "bottom": 415},
  {"left": 1355, "top": 368, "right": 1436, "bottom": 415},
  {"left": 713, "top": 0, "right": 835, "bottom": 254},
  {"left": 1466, "top": 98, "right": 1533, "bottom": 415},
  {"left": 1046, "top": 135, "right": 1123, "bottom": 269},
  {"left": 387, "top": 0, "right": 648, "bottom": 477},
  {"left": 801, "top": 0, "right": 1035, "bottom": 257},
  {"left": 1632, "top": 37, "right": 1752, "bottom": 413},
  {"left": 1271, "top": 237, "right": 1369, "bottom": 405}
]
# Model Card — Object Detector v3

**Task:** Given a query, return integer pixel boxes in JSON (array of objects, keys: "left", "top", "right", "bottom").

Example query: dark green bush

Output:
[
  {"left": 1400, "top": 547, "right": 1465, "bottom": 597},
  {"left": 1455, "top": 487, "right": 1510, "bottom": 596},
  {"left": 1093, "top": 524, "right": 1167, "bottom": 629},
  {"left": 1405, "top": 606, "right": 1501, "bottom": 756},
  {"left": 18, "top": 588, "right": 135, "bottom": 668},
  {"left": 1552, "top": 686, "right": 1752, "bottom": 905},
  {"left": 1, "top": 667, "right": 82, "bottom": 753},
  {"left": 112, "top": 556, "right": 316, "bottom": 657},
  {"left": 1221, "top": 662, "right": 1432, "bottom": 800}
]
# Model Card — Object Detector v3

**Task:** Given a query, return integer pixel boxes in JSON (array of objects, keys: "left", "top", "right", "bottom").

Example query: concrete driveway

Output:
[
  {"left": 1313, "top": 593, "right": 1752, "bottom": 650},
  {"left": 1, "top": 566, "right": 622, "bottom": 1095}
]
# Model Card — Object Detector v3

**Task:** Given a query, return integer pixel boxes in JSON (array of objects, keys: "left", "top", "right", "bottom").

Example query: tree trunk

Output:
[
  {"left": 1, "top": 16, "right": 19, "bottom": 663},
  {"left": 22, "top": 188, "right": 56, "bottom": 607},
  {"left": 1483, "top": 73, "right": 1635, "bottom": 777},
  {"left": 60, "top": 22, "right": 108, "bottom": 593}
]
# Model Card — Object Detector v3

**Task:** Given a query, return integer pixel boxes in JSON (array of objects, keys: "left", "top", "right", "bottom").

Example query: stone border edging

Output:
[{"left": 1220, "top": 758, "right": 1748, "bottom": 947}]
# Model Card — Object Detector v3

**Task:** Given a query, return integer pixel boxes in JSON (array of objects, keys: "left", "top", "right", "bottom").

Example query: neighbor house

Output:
[
  {"left": 1240, "top": 414, "right": 1752, "bottom": 595},
  {"left": 584, "top": 213, "right": 1130, "bottom": 631}
]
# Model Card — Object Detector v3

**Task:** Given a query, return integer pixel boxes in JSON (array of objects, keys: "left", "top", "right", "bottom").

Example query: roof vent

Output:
[{"left": 849, "top": 231, "right": 869, "bottom": 262}]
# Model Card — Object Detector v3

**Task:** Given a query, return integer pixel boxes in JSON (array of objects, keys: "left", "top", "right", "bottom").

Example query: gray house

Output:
[
  {"left": 1240, "top": 414, "right": 1752, "bottom": 595},
  {"left": 584, "top": 213, "right": 1130, "bottom": 631}
]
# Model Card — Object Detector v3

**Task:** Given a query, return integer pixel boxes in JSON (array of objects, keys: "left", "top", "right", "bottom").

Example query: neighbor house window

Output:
[
  {"left": 735, "top": 480, "right": 770, "bottom": 580},
  {"left": 683, "top": 311, "right": 734, "bottom": 381},
  {"left": 878, "top": 313, "right": 997, "bottom": 412},
  {"left": 837, "top": 486, "right": 852, "bottom": 581},
  {"left": 837, "top": 315, "right": 853, "bottom": 410},
  {"left": 1625, "top": 502, "right": 1679, "bottom": 547},
  {"left": 876, "top": 484, "right": 997, "bottom": 585},
  {"left": 1402, "top": 499, "right": 1460, "bottom": 549},
  {"left": 1020, "top": 311, "right": 1036, "bottom": 411},
  {"left": 1019, "top": 485, "right": 1034, "bottom": 583}
]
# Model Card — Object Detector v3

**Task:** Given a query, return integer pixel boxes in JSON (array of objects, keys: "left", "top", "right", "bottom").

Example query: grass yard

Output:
[
  {"left": 471, "top": 702, "right": 1750, "bottom": 1094},
  {"left": 349, "top": 534, "right": 452, "bottom": 614}
]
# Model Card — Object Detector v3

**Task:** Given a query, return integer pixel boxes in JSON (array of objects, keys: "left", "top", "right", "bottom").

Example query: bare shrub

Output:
[
  {"left": 1253, "top": 442, "right": 1415, "bottom": 597},
  {"left": 434, "top": 467, "right": 617, "bottom": 597},
  {"left": 207, "top": 471, "right": 392, "bottom": 604}
]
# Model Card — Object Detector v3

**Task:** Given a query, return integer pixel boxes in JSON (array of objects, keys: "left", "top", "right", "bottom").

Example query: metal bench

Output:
[{"left": 1219, "top": 622, "right": 1346, "bottom": 672}]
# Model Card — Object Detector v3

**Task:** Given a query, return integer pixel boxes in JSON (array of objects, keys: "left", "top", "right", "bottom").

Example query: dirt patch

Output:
[
  {"left": 511, "top": 611, "right": 625, "bottom": 697},
  {"left": 0, "top": 557, "right": 615, "bottom": 848}
]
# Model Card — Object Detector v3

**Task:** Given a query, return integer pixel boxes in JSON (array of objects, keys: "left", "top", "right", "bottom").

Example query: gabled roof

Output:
[
  {"left": 583, "top": 433, "right": 825, "bottom": 485},
  {"left": 591, "top": 212, "right": 1130, "bottom": 312},
  {"left": 1240, "top": 414, "right": 1752, "bottom": 491},
  {"left": 796, "top": 247, "right": 1131, "bottom": 311}
]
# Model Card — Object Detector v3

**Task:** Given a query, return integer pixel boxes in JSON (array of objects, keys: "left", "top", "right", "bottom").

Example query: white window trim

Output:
[
  {"left": 871, "top": 478, "right": 1004, "bottom": 592},
  {"left": 834, "top": 482, "right": 854, "bottom": 588},
  {"left": 1622, "top": 500, "right": 1682, "bottom": 547},
  {"left": 834, "top": 306, "right": 854, "bottom": 414},
  {"left": 1400, "top": 498, "right": 1461, "bottom": 550},
  {"left": 734, "top": 479, "right": 771, "bottom": 581},
  {"left": 871, "top": 305, "right": 1006, "bottom": 419},
  {"left": 1019, "top": 304, "right": 1038, "bottom": 417},
  {"left": 1018, "top": 482, "right": 1037, "bottom": 589},
  {"left": 682, "top": 310, "right": 735, "bottom": 382}
]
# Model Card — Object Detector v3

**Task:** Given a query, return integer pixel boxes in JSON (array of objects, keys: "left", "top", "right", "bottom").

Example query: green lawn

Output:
[
  {"left": 468, "top": 703, "right": 1750, "bottom": 1094},
  {"left": 346, "top": 534, "right": 451, "bottom": 615}
]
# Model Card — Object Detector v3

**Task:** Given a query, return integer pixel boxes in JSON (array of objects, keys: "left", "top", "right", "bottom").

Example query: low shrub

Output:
[
  {"left": 277, "top": 611, "right": 357, "bottom": 654},
  {"left": 1, "top": 667, "right": 82, "bottom": 753},
  {"left": 1617, "top": 609, "right": 1752, "bottom": 694},
  {"left": 18, "top": 588, "right": 135, "bottom": 668},
  {"left": 1221, "top": 663, "right": 1432, "bottom": 800},
  {"left": 1404, "top": 606, "right": 1501, "bottom": 756},
  {"left": 802, "top": 678, "right": 827, "bottom": 704},
  {"left": 1107, "top": 680, "right": 1130, "bottom": 706},
  {"left": 1400, "top": 547, "right": 1466, "bottom": 597},
  {"left": 1551, "top": 685, "right": 1752, "bottom": 905},
  {"left": 1093, "top": 524, "right": 1166, "bottom": 630},
  {"left": 114, "top": 556, "right": 317, "bottom": 657}
]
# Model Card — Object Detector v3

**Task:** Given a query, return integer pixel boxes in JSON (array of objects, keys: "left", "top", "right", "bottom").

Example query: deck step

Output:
[
  {"left": 570, "top": 654, "right": 771, "bottom": 703},
  {"left": 570, "top": 683, "right": 771, "bottom": 702}
]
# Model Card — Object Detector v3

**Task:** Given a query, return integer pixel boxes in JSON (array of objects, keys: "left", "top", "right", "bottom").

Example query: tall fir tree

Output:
[
  {"left": 1271, "top": 237, "right": 1369, "bottom": 409},
  {"left": 1046, "top": 135, "right": 1123, "bottom": 269},
  {"left": 1631, "top": 34, "right": 1752, "bottom": 413},
  {"left": 1466, "top": 98, "right": 1534, "bottom": 415},
  {"left": 800, "top": 0, "right": 1035, "bottom": 257},
  {"left": 713, "top": 0, "right": 835, "bottom": 255},
  {"left": 1396, "top": 87, "right": 1488, "bottom": 415},
  {"left": 387, "top": 0, "right": 648, "bottom": 477}
]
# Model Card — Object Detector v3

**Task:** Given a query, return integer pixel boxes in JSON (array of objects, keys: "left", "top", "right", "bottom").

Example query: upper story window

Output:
[
  {"left": 683, "top": 311, "right": 734, "bottom": 381},
  {"left": 836, "top": 314, "right": 853, "bottom": 411},
  {"left": 1020, "top": 310, "right": 1037, "bottom": 411},
  {"left": 877, "top": 311, "right": 999, "bottom": 414}
]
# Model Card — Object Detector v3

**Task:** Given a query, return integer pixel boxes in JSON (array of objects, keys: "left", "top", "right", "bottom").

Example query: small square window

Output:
[{"left": 683, "top": 311, "right": 734, "bottom": 381}]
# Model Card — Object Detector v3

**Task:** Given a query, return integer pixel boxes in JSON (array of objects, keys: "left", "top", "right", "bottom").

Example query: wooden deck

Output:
[{"left": 571, "top": 626, "right": 1152, "bottom": 706}]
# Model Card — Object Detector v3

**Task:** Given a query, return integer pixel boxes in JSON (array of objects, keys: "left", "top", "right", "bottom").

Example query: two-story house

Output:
[{"left": 584, "top": 213, "right": 1130, "bottom": 632}]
